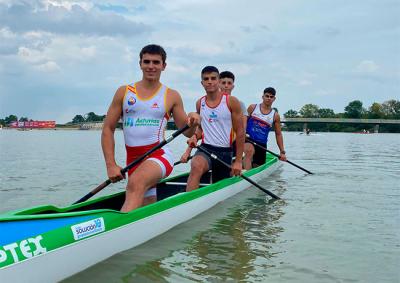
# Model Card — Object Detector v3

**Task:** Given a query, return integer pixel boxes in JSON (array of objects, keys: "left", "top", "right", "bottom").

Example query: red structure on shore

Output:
[{"left": 10, "top": 121, "right": 56, "bottom": 129}]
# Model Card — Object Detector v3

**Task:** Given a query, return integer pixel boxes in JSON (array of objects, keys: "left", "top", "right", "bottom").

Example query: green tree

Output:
[
  {"left": 318, "top": 108, "right": 335, "bottom": 118},
  {"left": 19, "top": 117, "right": 29, "bottom": 122},
  {"left": 344, "top": 100, "right": 364, "bottom": 118},
  {"left": 299, "top": 104, "right": 320, "bottom": 118},
  {"left": 382, "top": 99, "right": 400, "bottom": 119},
  {"left": 72, "top": 115, "right": 85, "bottom": 123},
  {"left": 5, "top": 115, "right": 18, "bottom": 125},
  {"left": 85, "top": 112, "right": 104, "bottom": 122},
  {"left": 0, "top": 119, "right": 5, "bottom": 126},
  {"left": 367, "top": 102, "right": 384, "bottom": 119},
  {"left": 283, "top": 109, "right": 299, "bottom": 118}
]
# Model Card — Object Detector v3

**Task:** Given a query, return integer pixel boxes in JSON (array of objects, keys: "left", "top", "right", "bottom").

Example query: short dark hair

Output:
[
  {"left": 220, "top": 71, "right": 235, "bottom": 82},
  {"left": 201, "top": 66, "right": 219, "bottom": 76},
  {"left": 263, "top": 87, "right": 276, "bottom": 96},
  {"left": 140, "top": 44, "right": 167, "bottom": 63}
]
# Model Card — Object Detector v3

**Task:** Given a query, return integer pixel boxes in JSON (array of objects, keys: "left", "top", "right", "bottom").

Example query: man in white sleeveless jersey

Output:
[
  {"left": 244, "top": 87, "right": 287, "bottom": 169},
  {"left": 185, "top": 66, "right": 245, "bottom": 191},
  {"left": 179, "top": 70, "right": 246, "bottom": 162},
  {"left": 102, "top": 44, "right": 200, "bottom": 212},
  {"left": 219, "top": 71, "right": 247, "bottom": 157}
]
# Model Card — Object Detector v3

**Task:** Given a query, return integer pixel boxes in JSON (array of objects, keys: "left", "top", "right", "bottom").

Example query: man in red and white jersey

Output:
[
  {"left": 180, "top": 70, "right": 246, "bottom": 162},
  {"left": 102, "top": 44, "right": 200, "bottom": 212},
  {"left": 185, "top": 66, "right": 245, "bottom": 191}
]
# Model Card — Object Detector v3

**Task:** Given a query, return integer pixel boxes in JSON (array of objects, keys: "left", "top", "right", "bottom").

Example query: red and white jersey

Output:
[
  {"left": 199, "top": 93, "right": 233, "bottom": 147},
  {"left": 122, "top": 83, "right": 169, "bottom": 147}
]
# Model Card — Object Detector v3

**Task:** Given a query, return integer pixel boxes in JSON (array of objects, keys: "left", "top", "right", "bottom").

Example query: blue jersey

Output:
[{"left": 246, "top": 105, "right": 276, "bottom": 145}]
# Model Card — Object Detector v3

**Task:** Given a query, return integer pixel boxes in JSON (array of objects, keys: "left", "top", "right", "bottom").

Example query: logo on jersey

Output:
[
  {"left": 123, "top": 117, "right": 160, "bottom": 127},
  {"left": 151, "top": 102, "right": 159, "bottom": 109},
  {"left": 128, "top": 97, "right": 136, "bottom": 106},
  {"left": 208, "top": 111, "right": 218, "bottom": 123}
]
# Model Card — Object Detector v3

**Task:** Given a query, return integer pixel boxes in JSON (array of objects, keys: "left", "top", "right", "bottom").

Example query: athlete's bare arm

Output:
[
  {"left": 101, "top": 86, "right": 125, "bottom": 182},
  {"left": 247, "top": 104, "right": 256, "bottom": 116},
  {"left": 167, "top": 89, "right": 200, "bottom": 137},
  {"left": 273, "top": 112, "right": 287, "bottom": 161},
  {"left": 229, "top": 96, "right": 244, "bottom": 175}
]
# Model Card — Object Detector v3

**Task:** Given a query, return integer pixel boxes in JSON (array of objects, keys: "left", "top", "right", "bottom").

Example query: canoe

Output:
[{"left": 0, "top": 154, "right": 280, "bottom": 282}]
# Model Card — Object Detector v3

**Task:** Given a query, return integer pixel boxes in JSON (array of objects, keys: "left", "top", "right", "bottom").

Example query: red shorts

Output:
[{"left": 126, "top": 142, "right": 174, "bottom": 178}]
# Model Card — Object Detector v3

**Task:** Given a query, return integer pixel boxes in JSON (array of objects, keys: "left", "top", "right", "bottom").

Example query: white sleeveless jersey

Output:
[
  {"left": 250, "top": 104, "right": 276, "bottom": 125},
  {"left": 122, "top": 83, "right": 169, "bottom": 147},
  {"left": 199, "top": 93, "right": 233, "bottom": 147}
]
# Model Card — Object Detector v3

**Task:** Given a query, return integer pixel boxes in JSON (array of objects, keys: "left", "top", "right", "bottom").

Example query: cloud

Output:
[
  {"left": 355, "top": 60, "right": 379, "bottom": 73},
  {"left": 34, "top": 61, "right": 61, "bottom": 72},
  {"left": 318, "top": 27, "right": 341, "bottom": 37},
  {"left": 81, "top": 46, "right": 96, "bottom": 58},
  {"left": 298, "top": 80, "right": 312, "bottom": 86},
  {"left": 166, "top": 63, "right": 189, "bottom": 74},
  {"left": 0, "top": 1, "right": 151, "bottom": 36},
  {"left": 18, "top": 46, "right": 48, "bottom": 63},
  {"left": 315, "top": 89, "right": 336, "bottom": 96}
]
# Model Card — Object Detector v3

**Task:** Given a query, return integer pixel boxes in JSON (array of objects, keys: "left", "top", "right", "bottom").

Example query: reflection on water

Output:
[{"left": 64, "top": 180, "right": 287, "bottom": 282}]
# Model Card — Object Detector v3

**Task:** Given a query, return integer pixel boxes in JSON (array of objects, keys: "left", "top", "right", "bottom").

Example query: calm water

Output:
[{"left": 0, "top": 130, "right": 399, "bottom": 282}]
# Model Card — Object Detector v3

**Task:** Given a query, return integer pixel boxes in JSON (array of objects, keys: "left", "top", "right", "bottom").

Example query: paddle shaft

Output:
[
  {"left": 73, "top": 125, "right": 190, "bottom": 204},
  {"left": 173, "top": 155, "right": 193, "bottom": 166},
  {"left": 198, "top": 145, "right": 280, "bottom": 200},
  {"left": 245, "top": 138, "right": 313, "bottom": 174}
]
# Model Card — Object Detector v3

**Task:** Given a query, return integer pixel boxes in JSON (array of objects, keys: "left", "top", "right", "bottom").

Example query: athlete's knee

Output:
[
  {"left": 191, "top": 160, "right": 208, "bottom": 174},
  {"left": 244, "top": 144, "right": 255, "bottom": 155},
  {"left": 127, "top": 175, "right": 146, "bottom": 193}
]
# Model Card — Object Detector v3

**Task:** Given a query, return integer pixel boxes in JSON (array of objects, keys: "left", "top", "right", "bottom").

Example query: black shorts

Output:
[
  {"left": 250, "top": 140, "right": 266, "bottom": 166},
  {"left": 195, "top": 144, "right": 233, "bottom": 183}
]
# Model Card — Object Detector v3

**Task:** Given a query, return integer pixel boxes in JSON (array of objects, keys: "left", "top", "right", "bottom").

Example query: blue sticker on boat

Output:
[{"left": 0, "top": 215, "right": 94, "bottom": 246}]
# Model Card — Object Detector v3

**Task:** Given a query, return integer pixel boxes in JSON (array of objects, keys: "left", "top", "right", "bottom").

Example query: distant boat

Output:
[{"left": 353, "top": 129, "right": 373, "bottom": 134}]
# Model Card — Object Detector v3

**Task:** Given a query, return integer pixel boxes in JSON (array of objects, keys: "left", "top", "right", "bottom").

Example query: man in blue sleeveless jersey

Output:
[{"left": 244, "top": 87, "right": 287, "bottom": 169}]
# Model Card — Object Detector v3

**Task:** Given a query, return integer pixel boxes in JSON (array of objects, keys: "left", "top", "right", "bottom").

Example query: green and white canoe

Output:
[{"left": 0, "top": 154, "right": 280, "bottom": 282}]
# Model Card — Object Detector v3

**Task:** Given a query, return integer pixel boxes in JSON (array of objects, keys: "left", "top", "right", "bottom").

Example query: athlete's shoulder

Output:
[
  {"left": 247, "top": 103, "right": 257, "bottom": 114},
  {"left": 273, "top": 110, "right": 281, "bottom": 120},
  {"left": 227, "top": 95, "right": 241, "bottom": 108},
  {"left": 166, "top": 87, "right": 181, "bottom": 99},
  {"left": 115, "top": 85, "right": 128, "bottom": 99}
]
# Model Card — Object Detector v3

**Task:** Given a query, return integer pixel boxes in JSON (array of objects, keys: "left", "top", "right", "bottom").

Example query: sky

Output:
[{"left": 0, "top": 0, "right": 399, "bottom": 123}]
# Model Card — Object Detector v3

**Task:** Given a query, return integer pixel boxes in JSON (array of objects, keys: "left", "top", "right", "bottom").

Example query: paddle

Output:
[
  {"left": 173, "top": 155, "right": 194, "bottom": 166},
  {"left": 198, "top": 145, "right": 280, "bottom": 200},
  {"left": 73, "top": 124, "right": 190, "bottom": 204},
  {"left": 245, "top": 137, "right": 313, "bottom": 174}
]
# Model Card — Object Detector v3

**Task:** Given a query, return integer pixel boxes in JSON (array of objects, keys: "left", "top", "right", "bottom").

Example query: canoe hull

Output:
[{"left": 1, "top": 159, "right": 280, "bottom": 282}]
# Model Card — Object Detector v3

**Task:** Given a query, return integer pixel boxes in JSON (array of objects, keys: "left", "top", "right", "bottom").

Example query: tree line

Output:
[
  {"left": 282, "top": 99, "right": 400, "bottom": 132},
  {"left": 68, "top": 112, "right": 106, "bottom": 124},
  {"left": 0, "top": 115, "right": 30, "bottom": 126},
  {"left": 1, "top": 100, "right": 399, "bottom": 132},
  {"left": 0, "top": 112, "right": 105, "bottom": 127}
]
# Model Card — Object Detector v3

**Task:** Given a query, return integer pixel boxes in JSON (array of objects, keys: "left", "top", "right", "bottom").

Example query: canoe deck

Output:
[{"left": 15, "top": 171, "right": 213, "bottom": 215}]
